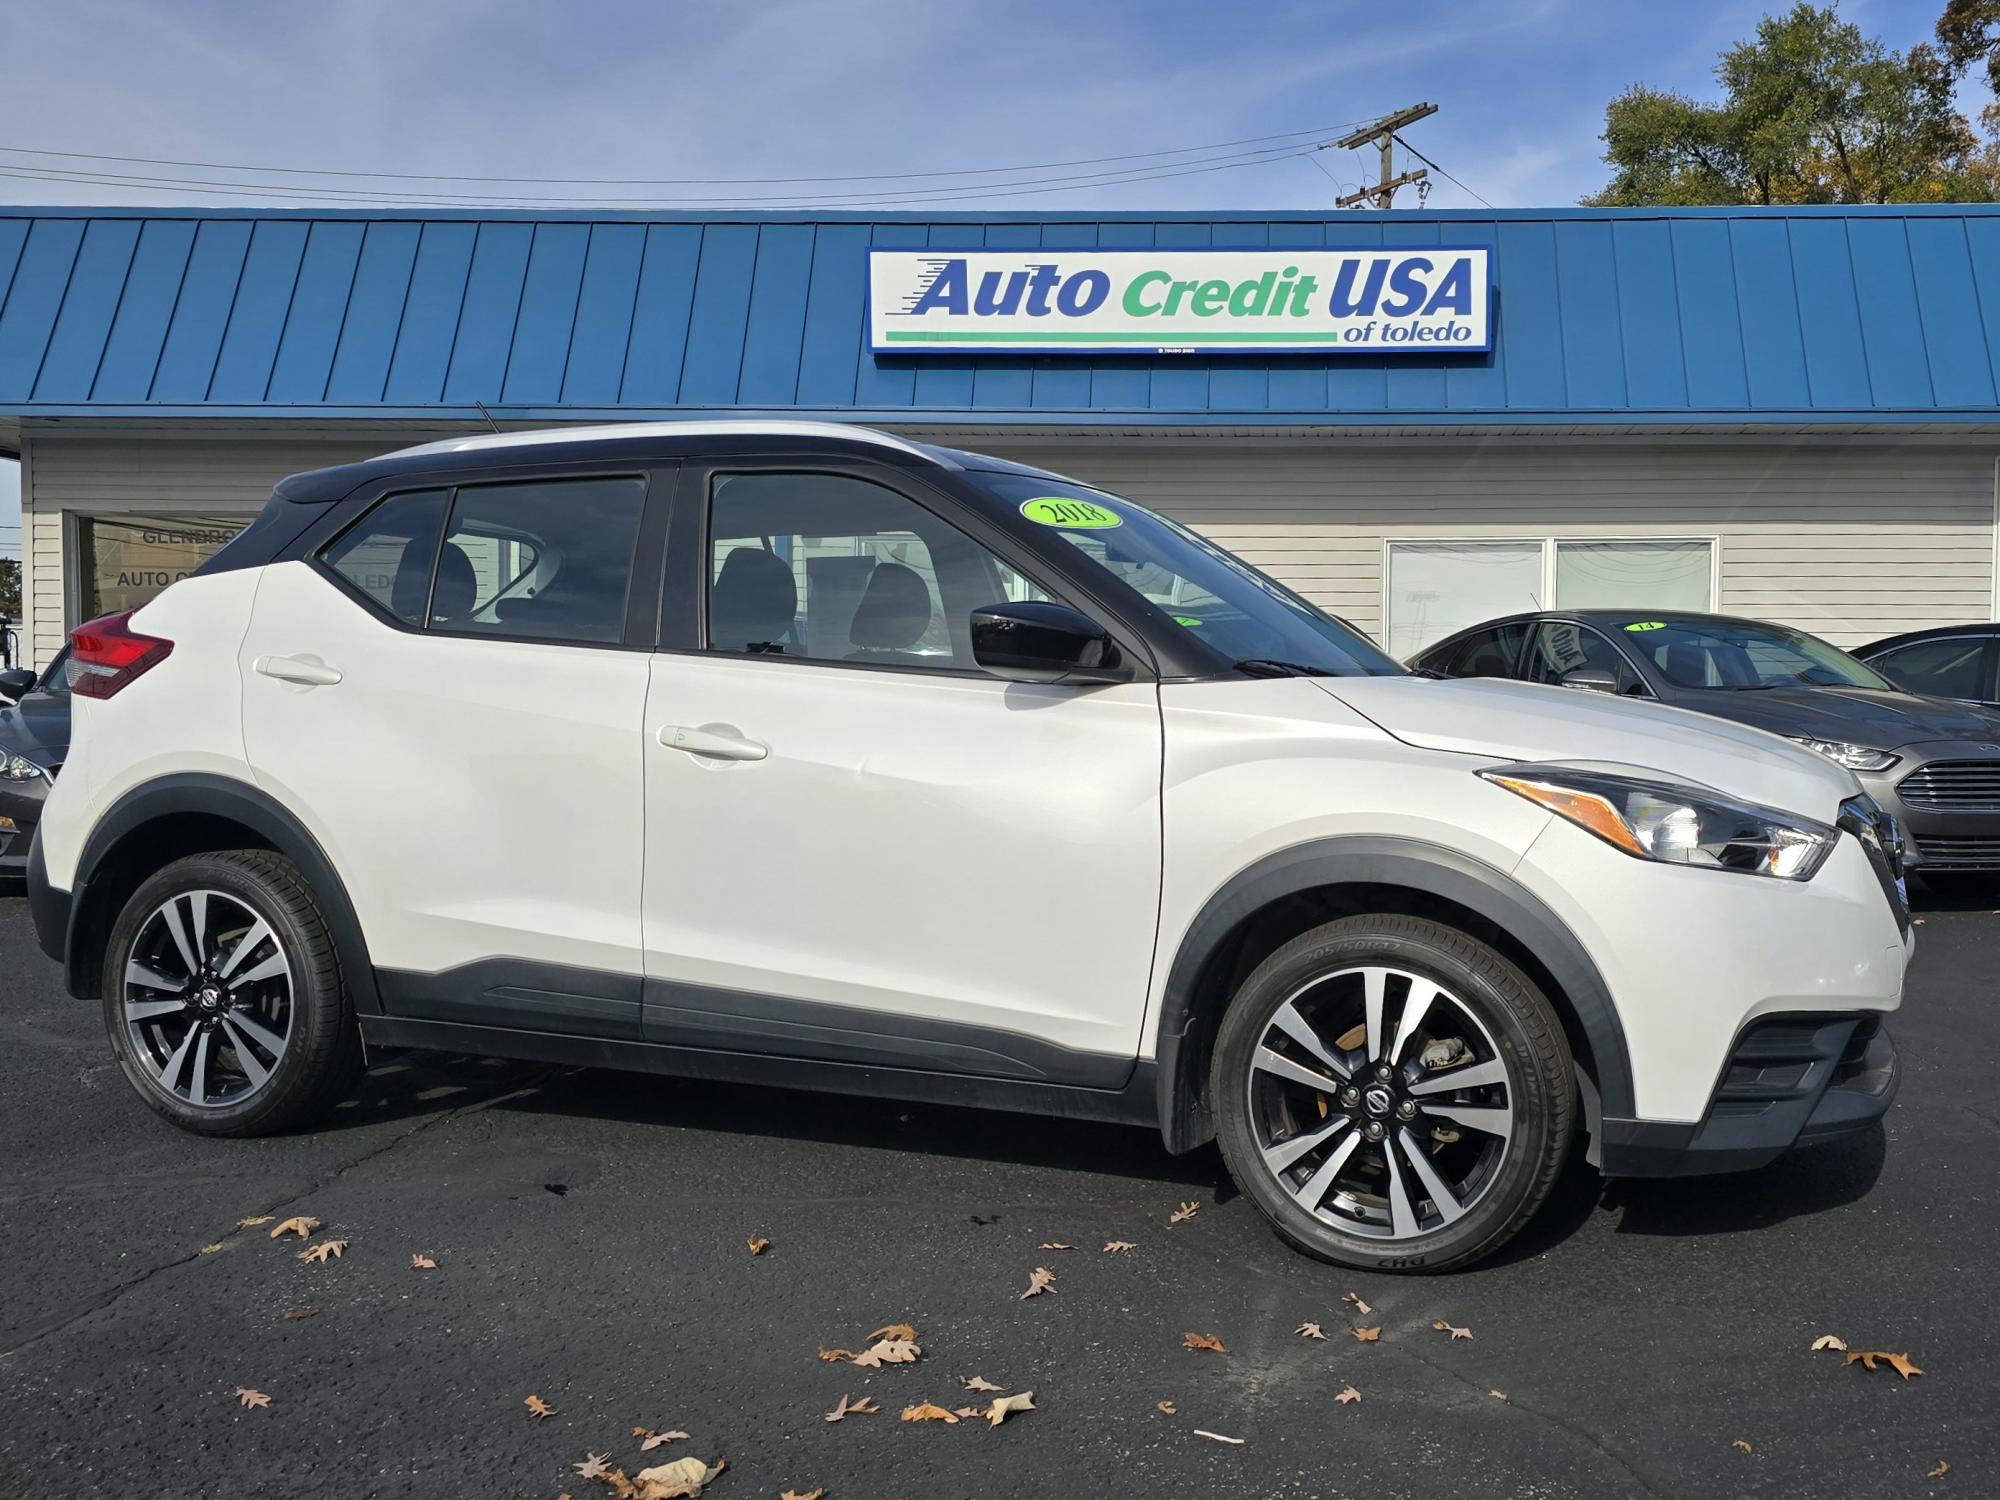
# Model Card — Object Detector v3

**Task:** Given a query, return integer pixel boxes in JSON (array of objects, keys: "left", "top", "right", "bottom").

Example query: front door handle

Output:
[
  {"left": 658, "top": 723, "right": 768, "bottom": 761},
  {"left": 253, "top": 654, "right": 343, "bottom": 687}
]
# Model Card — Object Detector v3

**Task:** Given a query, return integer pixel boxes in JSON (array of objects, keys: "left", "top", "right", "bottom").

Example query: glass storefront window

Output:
[
  {"left": 1385, "top": 541, "right": 1545, "bottom": 658},
  {"left": 76, "top": 514, "right": 249, "bottom": 621},
  {"left": 1553, "top": 539, "right": 1712, "bottom": 612}
]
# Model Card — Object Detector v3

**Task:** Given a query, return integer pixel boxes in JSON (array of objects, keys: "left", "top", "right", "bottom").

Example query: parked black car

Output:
[
  {"left": 1856, "top": 623, "right": 2000, "bottom": 710},
  {"left": 1410, "top": 611, "right": 2000, "bottom": 877},
  {"left": 0, "top": 648, "right": 70, "bottom": 885}
]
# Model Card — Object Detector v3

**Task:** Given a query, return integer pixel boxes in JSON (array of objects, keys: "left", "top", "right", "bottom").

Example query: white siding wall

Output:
[{"left": 18, "top": 425, "right": 1999, "bottom": 664}]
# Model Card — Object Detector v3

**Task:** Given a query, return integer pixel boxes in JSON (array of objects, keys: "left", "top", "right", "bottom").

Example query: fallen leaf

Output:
[
  {"left": 410, "top": 1254, "right": 437, "bottom": 1270},
  {"left": 237, "top": 1216, "right": 274, "bottom": 1228},
  {"left": 1019, "top": 1266, "right": 1057, "bottom": 1300},
  {"left": 1194, "top": 1429, "right": 1244, "bottom": 1444},
  {"left": 1811, "top": 1334, "right": 1848, "bottom": 1352},
  {"left": 870, "top": 1323, "right": 919, "bottom": 1342},
  {"left": 780, "top": 1491, "right": 824, "bottom": 1500},
  {"left": 297, "top": 1240, "right": 347, "bottom": 1264},
  {"left": 1928, "top": 1460, "right": 1950, "bottom": 1478},
  {"left": 1039, "top": 1242, "right": 1074, "bottom": 1250},
  {"left": 1183, "top": 1332, "right": 1226, "bottom": 1354},
  {"left": 1296, "top": 1321, "right": 1326, "bottom": 1340},
  {"left": 1732, "top": 1439, "right": 1754, "bottom": 1454},
  {"left": 635, "top": 1428, "right": 689, "bottom": 1451},
  {"left": 901, "top": 1403, "right": 959, "bottom": 1424},
  {"left": 1156, "top": 1401, "right": 1177, "bottom": 1415},
  {"left": 1490, "top": 1390, "right": 1508, "bottom": 1402},
  {"left": 986, "top": 1391, "right": 1035, "bottom": 1428},
  {"left": 823, "top": 1394, "right": 877, "bottom": 1423},
  {"left": 818, "top": 1348, "right": 855, "bottom": 1363},
  {"left": 1343, "top": 1291, "right": 1373, "bottom": 1316},
  {"left": 269, "top": 1217, "right": 320, "bottom": 1240},
  {"left": 1169, "top": 1200, "right": 1201, "bottom": 1225},
  {"left": 282, "top": 1307, "right": 319, "bottom": 1322},
  {"left": 1103, "top": 1241, "right": 1136, "bottom": 1254},
  {"left": 634, "top": 1456, "right": 724, "bottom": 1499},
  {"left": 954, "top": 1406, "right": 984, "bottom": 1419},
  {"left": 1336, "top": 1386, "right": 1361, "bottom": 1406},
  {"left": 1432, "top": 1320, "right": 1473, "bottom": 1341},
  {"left": 960, "top": 1376, "right": 1004, "bottom": 1393},
  {"left": 1353, "top": 1327, "right": 1382, "bottom": 1343},
  {"left": 850, "top": 1338, "right": 920, "bottom": 1369},
  {"left": 747, "top": 1236, "right": 770, "bottom": 1256},
  {"left": 233, "top": 1387, "right": 271, "bottom": 1410},
  {"left": 576, "top": 1454, "right": 613, "bottom": 1479},
  {"left": 1843, "top": 1351, "right": 1924, "bottom": 1379},
  {"left": 199, "top": 1243, "right": 226, "bottom": 1255},
  {"left": 524, "top": 1395, "right": 556, "bottom": 1419}
]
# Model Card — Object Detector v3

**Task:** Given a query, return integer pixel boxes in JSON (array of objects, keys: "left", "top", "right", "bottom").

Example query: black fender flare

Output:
[
  {"left": 1153, "top": 836, "right": 1634, "bottom": 1151},
  {"left": 66, "top": 772, "right": 379, "bottom": 1014}
]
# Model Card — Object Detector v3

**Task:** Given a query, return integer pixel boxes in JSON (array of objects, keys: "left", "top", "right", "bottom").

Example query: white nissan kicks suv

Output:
[{"left": 27, "top": 423, "right": 1910, "bottom": 1272}]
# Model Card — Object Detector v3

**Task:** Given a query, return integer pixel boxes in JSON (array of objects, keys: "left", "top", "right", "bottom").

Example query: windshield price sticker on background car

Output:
[
  {"left": 870, "top": 248, "right": 1492, "bottom": 354},
  {"left": 1624, "top": 621, "right": 1668, "bottom": 632},
  {"left": 1020, "top": 497, "right": 1123, "bottom": 529}
]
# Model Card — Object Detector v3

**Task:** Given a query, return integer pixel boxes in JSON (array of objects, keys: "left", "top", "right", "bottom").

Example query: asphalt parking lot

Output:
[{"left": 0, "top": 892, "right": 1994, "bottom": 1500}]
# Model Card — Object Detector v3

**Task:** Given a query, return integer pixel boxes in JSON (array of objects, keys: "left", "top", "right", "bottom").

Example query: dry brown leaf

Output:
[
  {"left": 1811, "top": 1334, "right": 1848, "bottom": 1352},
  {"left": 1019, "top": 1266, "right": 1057, "bottom": 1299},
  {"left": 901, "top": 1402, "right": 959, "bottom": 1424},
  {"left": 954, "top": 1406, "right": 984, "bottom": 1419},
  {"left": 747, "top": 1236, "right": 770, "bottom": 1256},
  {"left": 1353, "top": 1326, "right": 1382, "bottom": 1342},
  {"left": 1843, "top": 1351, "right": 1923, "bottom": 1379},
  {"left": 780, "top": 1491, "right": 825, "bottom": 1500},
  {"left": 986, "top": 1391, "right": 1035, "bottom": 1429},
  {"left": 635, "top": 1428, "right": 689, "bottom": 1451},
  {"left": 1490, "top": 1391, "right": 1507, "bottom": 1402},
  {"left": 1039, "top": 1242, "right": 1074, "bottom": 1250},
  {"left": 233, "top": 1386, "right": 271, "bottom": 1410},
  {"left": 1732, "top": 1439, "right": 1754, "bottom": 1454},
  {"left": 824, "top": 1394, "right": 881, "bottom": 1422},
  {"left": 818, "top": 1347, "right": 854, "bottom": 1363},
  {"left": 1296, "top": 1321, "right": 1326, "bottom": 1340},
  {"left": 1336, "top": 1386, "right": 1361, "bottom": 1406},
  {"left": 237, "top": 1216, "right": 274, "bottom": 1228},
  {"left": 960, "top": 1376, "right": 1004, "bottom": 1392},
  {"left": 1103, "top": 1240, "right": 1136, "bottom": 1254},
  {"left": 1156, "top": 1401, "right": 1177, "bottom": 1415},
  {"left": 870, "top": 1323, "right": 919, "bottom": 1342},
  {"left": 410, "top": 1254, "right": 437, "bottom": 1270},
  {"left": 1169, "top": 1200, "right": 1201, "bottom": 1225},
  {"left": 1194, "top": 1429, "right": 1243, "bottom": 1444},
  {"left": 1432, "top": 1320, "right": 1473, "bottom": 1341},
  {"left": 575, "top": 1454, "right": 613, "bottom": 1479},
  {"left": 850, "top": 1338, "right": 920, "bottom": 1368},
  {"left": 297, "top": 1239, "right": 348, "bottom": 1263},
  {"left": 1927, "top": 1460, "right": 1949, "bottom": 1478},
  {"left": 1343, "top": 1291, "right": 1373, "bottom": 1316},
  {"left": 282, "top": 1307, "right": 318, "bottom": 1322},
  {"left": 524, "top": 1394, "right": 556, "bottom": 1419},
  {"left": 601, "top": 1469, "right": 637, "bottom": 1500},
  {"left": 199, "top": 1243, "right": 226, "bottom": 1255},
  {"left": 1183, "top": 1332, "right": 1226, "bottom": 1354},
  {"left": 634, "top": 1456, "right": 724, "bottom": 1499},
  {"left": 269, "top": 1216, "right": 320, "bottom": 1240}
]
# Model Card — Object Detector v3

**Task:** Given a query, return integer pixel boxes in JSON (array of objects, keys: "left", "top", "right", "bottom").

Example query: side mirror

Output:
[
  {"left": 1559, "top": 667, "right": 1620, "bottom": 694},
  {"left": 971, "top": 601, "right": 1131, "bottom": 685},
  {"left": 0, "top": 668, "right": 36, "bottom": 703}
]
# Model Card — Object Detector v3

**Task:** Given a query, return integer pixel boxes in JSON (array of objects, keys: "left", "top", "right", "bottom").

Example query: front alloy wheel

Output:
[{"left": 1212, "top": 915, "right": 1574, "bottom": 1272}]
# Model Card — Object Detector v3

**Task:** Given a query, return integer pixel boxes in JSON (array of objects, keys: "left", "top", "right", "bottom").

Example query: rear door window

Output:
[
  {"left": 1427, "top": 623, "right": 1527, "bottom": 678},
  {"left": 1869, "top": 637, "right": 1993, "bottom": 702}
]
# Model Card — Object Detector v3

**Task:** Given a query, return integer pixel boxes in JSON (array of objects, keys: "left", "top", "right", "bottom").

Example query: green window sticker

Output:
[
  {"left": 1623, "top": 620, "right": 1667, "bottom": 633},
  {"left": 1172, "top": 615, "right": 1204, "bottom": 628},
  {"left": 1020, "top": 496, "right": 1123, "bottom": 529}
]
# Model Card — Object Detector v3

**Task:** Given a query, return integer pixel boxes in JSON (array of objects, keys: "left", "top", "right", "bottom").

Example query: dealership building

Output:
[{"left": 3, "top": 202, "right": 1999, "bottom": 669}]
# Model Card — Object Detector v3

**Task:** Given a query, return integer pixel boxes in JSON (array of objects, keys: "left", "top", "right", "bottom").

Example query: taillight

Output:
[{"left": 68, "top": 611, "right": 173, "bottom": 700}]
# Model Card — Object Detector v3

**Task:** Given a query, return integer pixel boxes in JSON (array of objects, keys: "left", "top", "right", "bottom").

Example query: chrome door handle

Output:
[
  {"left": 658, "top": 724, "right": 768, "bottom": 761},
  {"left": 253, "top": 654, "right": 343, "bottom": 687}
]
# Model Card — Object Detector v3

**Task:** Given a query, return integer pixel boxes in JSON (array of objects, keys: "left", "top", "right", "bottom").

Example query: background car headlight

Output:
[
  {"left": 1, "top": 754, "right": 48, "bottom": 782},
  {"left": 1479, "top": 763, "right": 1836, "bottom": 879},
  {"left": 1785, "top": 736, "right": 1898, "bottom": 773}
]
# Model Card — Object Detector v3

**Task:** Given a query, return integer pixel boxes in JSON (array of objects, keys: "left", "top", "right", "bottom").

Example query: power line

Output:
[{"left": 1391, "top": 134, "right": 1492, "bottom": 210}]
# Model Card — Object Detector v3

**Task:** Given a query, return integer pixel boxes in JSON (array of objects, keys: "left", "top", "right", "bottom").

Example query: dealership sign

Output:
[{"left": 868, "top": 247, "right": 1491, "bottom": 355}]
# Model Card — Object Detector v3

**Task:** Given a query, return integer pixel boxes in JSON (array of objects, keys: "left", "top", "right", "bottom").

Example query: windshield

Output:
[
  {"left": 1620, "top": 618, "right": 1895, "bottom": 692},
  {"left": 974, "top": 474, "right": 1402, "bottom": 678}
]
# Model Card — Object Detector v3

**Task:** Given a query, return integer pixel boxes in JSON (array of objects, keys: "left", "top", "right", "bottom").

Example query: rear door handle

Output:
[
  {"left": 253, "top": 654, "right": 343, "bottom": 687},
  {"left": 658, "top": 724, "right": 768, "bottom": 761}
]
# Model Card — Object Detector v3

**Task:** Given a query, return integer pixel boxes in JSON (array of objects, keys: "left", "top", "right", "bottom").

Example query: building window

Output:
[
  {"left": 76, "top": 513, "right": 249, "bottom": 622},
  {"left": 1386, "top": 537, "right": 1714, "bottom": 657}
]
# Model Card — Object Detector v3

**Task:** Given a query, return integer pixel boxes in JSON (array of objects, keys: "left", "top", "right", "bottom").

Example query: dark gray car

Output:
[
  {"left": 1411, "top": 610, "right": 2000, "bottom": 877},
  {"left": 0, "top": 648, "right": 71, "bottom": 884}
]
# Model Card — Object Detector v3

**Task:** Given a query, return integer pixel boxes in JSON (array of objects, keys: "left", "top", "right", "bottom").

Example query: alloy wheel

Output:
[
  {"left": 121, "top": 889, "right": 294, "bottom": 1109},
  {"left": 1245, "top": 964, "right": 1514, "bottom": 1242}
]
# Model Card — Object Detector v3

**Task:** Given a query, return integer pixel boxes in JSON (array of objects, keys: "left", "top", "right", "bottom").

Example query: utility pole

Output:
[{"left": 1328, "top": 103, "right": 1438, "bottom": 209}]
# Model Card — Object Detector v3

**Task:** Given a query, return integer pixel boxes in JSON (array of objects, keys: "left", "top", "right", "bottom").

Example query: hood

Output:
[
  {"left": 1317, "top": 675, "right": 1859, "bottom": 821},
  {"left": 1667, "top": 684, "right": 2000, "bottom": 751},
  {"left": 0, "top": 691, "right": 71, "bottom": 769}
]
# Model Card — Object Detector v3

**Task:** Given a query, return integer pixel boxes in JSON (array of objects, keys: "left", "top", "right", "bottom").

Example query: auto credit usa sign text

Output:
[{"left": 867, "top": 246, "right": 1492, "bottom": 355}]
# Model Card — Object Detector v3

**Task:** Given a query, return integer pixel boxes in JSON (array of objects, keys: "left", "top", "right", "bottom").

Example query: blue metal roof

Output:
[{"left": 2, "top": 204, "right": 1998, "bottom": 426}]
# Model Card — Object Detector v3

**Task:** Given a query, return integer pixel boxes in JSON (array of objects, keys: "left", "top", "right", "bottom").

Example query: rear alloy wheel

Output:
[
  {"left": 103, "top": 851, "right": 362, "bottom": 1137},
  {"left": 1211, "top": 915, "right": 1574, "bottom": 1273}
]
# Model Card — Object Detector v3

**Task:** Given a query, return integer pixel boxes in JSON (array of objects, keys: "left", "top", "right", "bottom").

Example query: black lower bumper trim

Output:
[
  {"left": 1599, "top": 1019, "right": 1898, "bottom": 1177},
  {"left": 25, "top": 831, "right": 70, "bottom": 965}
]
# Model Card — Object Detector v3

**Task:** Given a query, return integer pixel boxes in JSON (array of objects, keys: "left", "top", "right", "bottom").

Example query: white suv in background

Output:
[{"left": 26, "top": 422, "right": 1910, "bottom": 1272}]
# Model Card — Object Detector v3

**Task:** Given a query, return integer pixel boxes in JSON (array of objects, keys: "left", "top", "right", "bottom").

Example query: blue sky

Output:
[{"left": 0, "top": 0, "right": 1971, "bottom": 560}]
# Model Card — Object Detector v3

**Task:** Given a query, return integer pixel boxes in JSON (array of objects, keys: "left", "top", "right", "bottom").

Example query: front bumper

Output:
[
  {"left": 0, "top": 773, "right": 48, "bottom": 881},
  {"left": 1865, "top": 743, "right": 2000, "bottom": 871},
  {"left": 1599, "top": 1014, "right": 1898, "bottom": 1175}
]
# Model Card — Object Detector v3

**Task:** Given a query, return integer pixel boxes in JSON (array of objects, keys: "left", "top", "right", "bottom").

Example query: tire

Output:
[
  {"left": 101, "top": 850, "right": 363, "bottom": 1137},
  {"left": 1210, "top": 914, "right": 1574, "bottom": 1274}
]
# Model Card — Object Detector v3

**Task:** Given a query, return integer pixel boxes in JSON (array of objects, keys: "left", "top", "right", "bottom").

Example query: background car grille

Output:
[
  {"left": 1912, "top": 834, "right": 2000, "bottom": 870},
  {"left": 1898, "top": 760, "right": 2000, "bottom": 810}
]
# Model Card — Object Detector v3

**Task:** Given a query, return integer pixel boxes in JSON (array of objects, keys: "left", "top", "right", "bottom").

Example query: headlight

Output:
[
  {"left": 1, "top": 754, "right": 48, "bottom": 783},
  {"left": 1786, "top": 736, "right": 1898, "bottom": 773},
  {"left": 1480, "top": 763, "right": 1836, "bottom": 880}
]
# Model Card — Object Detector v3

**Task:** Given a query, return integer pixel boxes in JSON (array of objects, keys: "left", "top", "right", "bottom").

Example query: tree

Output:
[
  {"left": 0, "top": 558, "right": 18, "bottom": 623},
  {"left": 1937, "top": 0, "right": 2000, "bottom": 95},
  {"left": 1585, "top": 3, "right": 1987, "bottom": 205}
]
